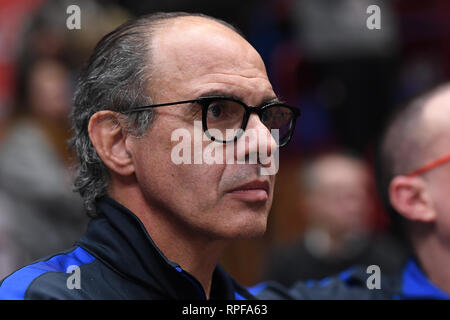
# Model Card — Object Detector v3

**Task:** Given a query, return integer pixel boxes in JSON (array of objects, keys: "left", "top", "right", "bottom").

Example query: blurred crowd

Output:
[{"left": 0, "top": 0, "right": 449, "bottom": 285}]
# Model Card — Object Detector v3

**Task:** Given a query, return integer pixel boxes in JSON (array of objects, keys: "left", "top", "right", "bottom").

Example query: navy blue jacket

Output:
[
  {"left": 253, "top": 258, "right": 450, "bottom": 300},
  {"left": 0, "top": 197, "right": 254, "bottom": 300}
]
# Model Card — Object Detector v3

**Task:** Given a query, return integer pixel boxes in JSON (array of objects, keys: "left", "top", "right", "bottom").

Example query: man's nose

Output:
[{"left": 232, "top": 113, "right": 277, "bottom": 165}]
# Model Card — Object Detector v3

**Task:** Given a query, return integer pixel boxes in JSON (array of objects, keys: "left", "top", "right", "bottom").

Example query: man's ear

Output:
[
  {"left": 88, "top": 110, "right": 135, "bottom": 176},
  {"left": 389, "top": 175, "right": 436, "bottom": 223}
]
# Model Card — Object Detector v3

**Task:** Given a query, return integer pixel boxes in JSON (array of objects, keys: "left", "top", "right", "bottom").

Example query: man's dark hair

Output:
[
  {"left": 70, "top": 12, "right": 242, "bottom": 217},
  {"left": 374, "top": 84, "right": 450, "bottom": 238}
]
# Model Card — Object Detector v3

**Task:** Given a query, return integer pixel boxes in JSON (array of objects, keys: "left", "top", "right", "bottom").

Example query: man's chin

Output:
[
  {"left": 232, "top": 227, "right": 267, "bottom": 240},
  {"left": 218, "top": 218, "right": 268, "bottom": 240}
]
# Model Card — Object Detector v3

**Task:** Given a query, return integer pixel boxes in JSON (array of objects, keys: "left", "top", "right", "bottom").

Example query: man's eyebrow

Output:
[
  {"left": 261, "top": 96, "right": 281, "bottom": 106},
  {"left": 197, "top": 90, "right": 281, "bottom": 107},
  {"left": 197, "top": 90, "right": 241, "bottom": 101}
]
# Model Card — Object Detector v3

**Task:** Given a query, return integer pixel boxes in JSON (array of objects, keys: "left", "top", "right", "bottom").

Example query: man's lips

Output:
[{"left": 226, "top": 180, "right": 270, "bottom": 201}]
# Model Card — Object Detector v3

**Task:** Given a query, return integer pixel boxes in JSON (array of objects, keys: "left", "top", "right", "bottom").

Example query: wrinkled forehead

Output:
[{"left": 149, "top": 16, "right": 272, "bottom": 100}]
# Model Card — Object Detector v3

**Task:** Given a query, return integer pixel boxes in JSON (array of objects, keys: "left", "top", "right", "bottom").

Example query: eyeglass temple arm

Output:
[
  {"left": 407, "top": 153, "right": 450, "bottom": 177},
  {"left": 123, "top": 99, "right": 200, "bottom": 113}
]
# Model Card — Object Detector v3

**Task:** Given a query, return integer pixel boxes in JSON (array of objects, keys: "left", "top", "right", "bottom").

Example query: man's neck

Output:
[
  {"left": 110, "top": 184, "right": 227, "bottom": 299},
  {"left": 139, "top": 206, "right": 228, "bottom": 299},
  {"left": 413, "top": 229, "right": 450, "bottom": 295}
]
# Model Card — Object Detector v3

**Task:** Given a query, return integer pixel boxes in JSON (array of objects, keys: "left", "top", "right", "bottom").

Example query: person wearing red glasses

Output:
[{"left": 374, "top": 83, "right": 450, "bottom": 299}]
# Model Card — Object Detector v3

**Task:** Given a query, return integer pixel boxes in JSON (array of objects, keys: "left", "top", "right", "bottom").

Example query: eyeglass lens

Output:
[{"left": 204, "top": 99, "right": 294, "bottom": 145}]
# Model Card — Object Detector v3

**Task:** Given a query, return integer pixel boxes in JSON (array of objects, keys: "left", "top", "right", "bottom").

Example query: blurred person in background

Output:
[
  {"left": 262, "top": 152, "right": 407, "bottom": 287},
  {"left": 0, "top": 57, "right": 88, "bottom": 279},
  {"left": 374, "top": 83, "right": 450, "bottom": 299},
  {"left": 0, "top": 0, "right": 130, "bottom": 280}
]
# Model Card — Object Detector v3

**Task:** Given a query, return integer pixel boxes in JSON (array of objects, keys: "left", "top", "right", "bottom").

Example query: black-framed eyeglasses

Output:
[{"left": 122, "top": 96, "right": 301, "bottom": 147}]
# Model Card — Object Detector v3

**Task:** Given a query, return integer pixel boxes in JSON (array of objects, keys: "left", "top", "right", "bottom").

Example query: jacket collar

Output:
[
  {"left": 77, "top": 196, "right": 250, "bottom": 300},
  {"left": 399, "top": 258, "right": 450, "bottom": 300}
]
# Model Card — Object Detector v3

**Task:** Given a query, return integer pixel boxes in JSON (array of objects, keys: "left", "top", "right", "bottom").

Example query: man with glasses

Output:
[
  {"left": 255, "top": 84, "right": 450, "bottom": 300},
  {"left": 0, "top": 12, "right": 299, "bottom": 299}
]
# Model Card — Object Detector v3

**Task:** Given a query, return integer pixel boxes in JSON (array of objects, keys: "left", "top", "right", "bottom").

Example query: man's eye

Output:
[{"left": 207, "top": 103, "right": 225, "bottom": 120}]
